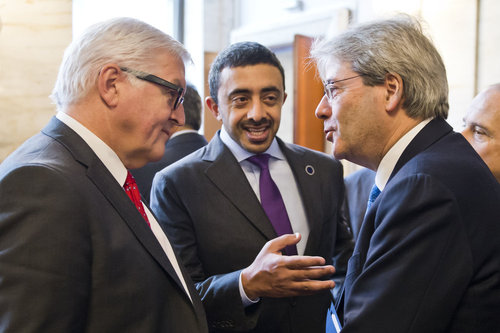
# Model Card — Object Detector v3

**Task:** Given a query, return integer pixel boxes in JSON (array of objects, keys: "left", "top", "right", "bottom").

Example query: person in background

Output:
[
  {"left": 342, "top": 167, "right": 375, "bottom": 241},
  {"left": 0, "top": 17, "right": 208, "bottom": 332},
  {"left": 462, "top": 83, "right": 500, "bottom": 183},
  {"left": 151, "top": 41, "right": 353, "bottom": 332},
  {"left": 132, "top": 82, "right": 208, "bottom": 204},
  {"left": 311, "top": 15, "right": 500, "bottom": 332}
]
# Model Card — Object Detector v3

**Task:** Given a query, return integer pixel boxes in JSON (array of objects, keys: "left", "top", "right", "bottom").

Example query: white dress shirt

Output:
[
  {"left": 169, "top": 129, "right": 200, "bottom": 139},
  {"left": 220, "top": 127, "right": 309, "bottom": 253},
  {"left": 56, "top": 111, "right": 192, "bottom": 302},
  {"left": 220, "top": 127, "right": 309, "bottom": 306}
]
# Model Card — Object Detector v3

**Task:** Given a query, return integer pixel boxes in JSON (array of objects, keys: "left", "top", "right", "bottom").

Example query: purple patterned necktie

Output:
[{"left": 247, "top": 154, "right": 297, "bottom": 255}]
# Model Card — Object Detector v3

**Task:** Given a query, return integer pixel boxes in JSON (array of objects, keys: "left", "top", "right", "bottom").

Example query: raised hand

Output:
[{"left": 241, "top": 233, "right": 336, "bottom": 300}]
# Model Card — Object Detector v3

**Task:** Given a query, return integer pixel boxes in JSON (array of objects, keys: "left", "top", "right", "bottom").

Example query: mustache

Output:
[{"left": 242, "top": 119, "right": 272, "bottom": 127}]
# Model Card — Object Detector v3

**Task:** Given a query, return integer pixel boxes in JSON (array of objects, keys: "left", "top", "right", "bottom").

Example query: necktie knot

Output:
[
  {"left": 124, "top": 171, "right": 136, "bottom": 188},
  {"left": 247, "top": 154, "right": 271, "bottom": 170},
  {"left": 367, "top": 184, "right": 381, "bottom": 209}
]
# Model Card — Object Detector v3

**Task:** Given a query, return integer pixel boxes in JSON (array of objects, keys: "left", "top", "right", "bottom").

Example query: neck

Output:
[{"left": 380, "top": 117, "right": 422, "bottom": 160}]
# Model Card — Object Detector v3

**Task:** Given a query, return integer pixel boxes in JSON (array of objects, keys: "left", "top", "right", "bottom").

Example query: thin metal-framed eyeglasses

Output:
[
  {"left": 323, "top": 74, "right": 365, "bottom": 100},
  {"left": 120, "top": 67, "right": 184, "bottom": 110}
]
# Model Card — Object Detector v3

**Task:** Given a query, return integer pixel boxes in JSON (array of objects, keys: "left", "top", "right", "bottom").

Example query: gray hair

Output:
[
  {"left": 310, "top": 15, "right": 449, "bottom": 119},
  {"left": 183, "top": 83, "right": 203, "bottom": 130},
  {"left": 50, "top": 17, "right": 191, "bottom": 109}
]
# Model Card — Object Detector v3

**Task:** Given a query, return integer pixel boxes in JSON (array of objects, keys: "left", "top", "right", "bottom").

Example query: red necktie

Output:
[{"left": 123, "top": 171, "right": 150, "bottom": 227}]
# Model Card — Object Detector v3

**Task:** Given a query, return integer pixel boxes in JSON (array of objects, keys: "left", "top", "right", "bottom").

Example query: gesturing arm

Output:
[{"left": 150, "top": 170, "right": 335, "bottom": 331}]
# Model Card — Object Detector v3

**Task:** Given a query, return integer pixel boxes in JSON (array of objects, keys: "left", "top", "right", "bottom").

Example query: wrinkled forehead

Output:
[{"left": 465, "top": 96, "right": 500, "bottom": 129}]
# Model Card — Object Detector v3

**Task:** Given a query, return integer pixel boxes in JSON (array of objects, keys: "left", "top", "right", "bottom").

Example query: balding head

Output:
[{"left": 462, "top": 83, "right": 500, "bottom": 182}]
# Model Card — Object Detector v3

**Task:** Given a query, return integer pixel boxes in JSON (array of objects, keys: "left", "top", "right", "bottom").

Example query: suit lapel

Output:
[
  {"left": 88, "top": 165, "right": 188, "bottom": 292},
  {"left": 389, "top": 118, "right": 453, "bottom": 181},
  {"left": 42, "top": 117, "right": 194, "bottom": 303},
  {"left": 203, "top": 133, "right": 277, "bottom": 240},
  {"left": 362, "top": 118, "right": 453, "bottom": 226},
  {"left": 278, "top": 139, "right": 324, "bottom": 255}
]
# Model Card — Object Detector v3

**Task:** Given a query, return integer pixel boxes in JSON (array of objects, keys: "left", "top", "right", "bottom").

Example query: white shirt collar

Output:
[
  {"left": 56, "top": 111, "right": 128, "bottom": 186},
  {"left": 219, "top": 126, "right": 285, "bottom": 162},
  {"left": 170, "top": 129, "right": 199, "bottom": 139},
  {"left": 376, "top": 118, "right": 432, "bottom": 191}
]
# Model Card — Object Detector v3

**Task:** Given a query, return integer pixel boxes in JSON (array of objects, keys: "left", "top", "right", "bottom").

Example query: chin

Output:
[
  {"left": 331, "top": 146, "right": 346, "bottom": 160},
  {"left": 244, "top": 141, "right": 272, "bottom": 154},
  {"left": 146, "top": 146, "right": 166, "bottom": 163}
]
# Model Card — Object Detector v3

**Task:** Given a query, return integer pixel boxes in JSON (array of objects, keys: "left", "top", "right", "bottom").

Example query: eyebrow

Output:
[
  {"left": 228, "top": 86, "right": 282, "bottom": 98},
  {"left": 464, "top": 119, "right": 483, "bottom": 128},
  {"left": 228, "top": 88, "right": 251, "bottom": 97},
  {"left": 466, "top": 120, "right": 491, "bottom": 133},
  {"left": 261, "top": 86, "right": 281, "bottom": 94}
]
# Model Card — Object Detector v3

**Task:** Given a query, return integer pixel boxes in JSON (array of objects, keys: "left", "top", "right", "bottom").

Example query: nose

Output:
[
  {"left": 171, "top": 103, "right": 185, "bottom": 126},
  {"left": 315, "top": 95, "right": 331, "bottom": 120},
  {"left": 247, "top": 101, "right": 265, "bottom": 121}
]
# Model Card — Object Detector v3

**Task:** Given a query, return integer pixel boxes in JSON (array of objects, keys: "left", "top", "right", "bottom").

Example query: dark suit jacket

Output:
[
  {"left": 343, "top": 168, "right": 375, "bottom": 240},
  {"left": 150, "top": 132, "right": 352, "bottom": 332},
  {"left": 0, "top": 117, "right": 208, "bottom": 332},
  {"left": 342, "top": 118, "right": 500, "bottom": 332},
  {"left": 132, "top": 131, "right": 208, "bottom": 204}
]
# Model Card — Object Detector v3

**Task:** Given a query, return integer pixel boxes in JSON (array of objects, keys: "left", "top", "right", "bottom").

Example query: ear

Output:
[
  {"left": 385, "top": 72, "right": 403, "bottom": 113},
  {"left": 97, "top": 64, "right": 122, "bottom": 108},
  {"left": 282, "top": 92, "right": 288, "bottom": 105},
  {"left": 206, "top": 96, "right": 222, "bottom": 121}
]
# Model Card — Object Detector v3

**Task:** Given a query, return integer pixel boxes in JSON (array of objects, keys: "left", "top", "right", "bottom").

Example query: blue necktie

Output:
[
  {"left": 367, "top": 184, "right": 381, "bottom": 209},
  {"left": 247, "top": 154, "right": 297, "bottom": 255},
  {"left": 327, "top": 184, "right": 382, "bottom": 332},
  {"left": 327, "top": 184, "right": 381, "bottom": 333}
]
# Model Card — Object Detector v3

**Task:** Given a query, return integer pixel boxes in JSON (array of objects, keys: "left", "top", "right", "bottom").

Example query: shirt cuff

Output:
[{"left": 239, "top": 271, "right": 260, "bottom": 307}]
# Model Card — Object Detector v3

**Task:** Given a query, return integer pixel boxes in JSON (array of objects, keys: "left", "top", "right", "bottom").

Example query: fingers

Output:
[
  {"left": 265, "top": 233, "right": 301, "bottom": 253},
  {"left": 283, "top": 255, "right": 328, "bottom": 268},
  {"left": 282, "top": 260, "right": 336, "bottom": 280},
  {"left": 242, "top": 234, "right": 337, "bottom": 299},
  {"left": 283, "top": 279, "right": 336, "bottom": 296}
]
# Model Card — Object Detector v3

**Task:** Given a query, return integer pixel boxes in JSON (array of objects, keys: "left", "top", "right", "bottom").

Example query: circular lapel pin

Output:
[{"left": 305, "top": 165, "right": 315, "bottom": 175}]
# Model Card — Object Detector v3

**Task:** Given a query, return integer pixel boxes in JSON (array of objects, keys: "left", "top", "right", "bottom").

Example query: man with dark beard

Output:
[{"left": 151, "top": 41, "right": 353, "bottom": 332}]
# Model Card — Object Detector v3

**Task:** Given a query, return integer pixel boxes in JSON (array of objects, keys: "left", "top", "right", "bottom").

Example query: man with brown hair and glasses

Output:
[{"left": 312, "top": 15, "right": 500, "bottom": 332}]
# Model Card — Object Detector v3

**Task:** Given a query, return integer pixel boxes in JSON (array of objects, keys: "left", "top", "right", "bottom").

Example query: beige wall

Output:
[
  {"left": 0, "top": 0, "right": 72, "bottom": 162},
  {"left": 478, "top": 0, "right": 500, "bottom": 92},
  {"left": 0, "top": 0, "right": 499, "bottom": 164}
]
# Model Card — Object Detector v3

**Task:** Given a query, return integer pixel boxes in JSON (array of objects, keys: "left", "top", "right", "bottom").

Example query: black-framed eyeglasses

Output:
[
  {"left": 323, "top": 74, "right": 365, "bottom": 100},
  {"left": 120, "top": 67, "right": 184, "bottom": 110}
]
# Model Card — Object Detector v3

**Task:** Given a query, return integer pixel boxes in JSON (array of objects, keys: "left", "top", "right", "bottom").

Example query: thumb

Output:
[{"left": 266, "top": 233, "right": 301, "bottom": 253}]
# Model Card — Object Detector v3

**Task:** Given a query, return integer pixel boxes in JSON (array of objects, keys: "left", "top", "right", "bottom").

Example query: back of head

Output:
[
  {"left": 467, "top": 82, "right": 500, "bottom": 125},
  {"left": 182, "top": 83, "right": 202, "bottom": 130},
  {"left": 311, "top": 15, "right": 449, "bottom": 120},
  {"left": 478, "top": 83, "right": 500, "bottom": 109},
  {"left": 208, "top": 41, "right": 285, "bottom": 104},
  {"left": 51, "top": 17, "right": 191, "bottom": 110}
]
